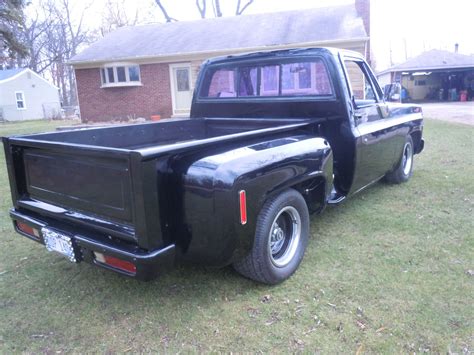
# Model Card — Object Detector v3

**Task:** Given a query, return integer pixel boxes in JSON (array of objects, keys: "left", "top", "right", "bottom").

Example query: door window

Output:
[
  {"left": 344, "top": 60, "right": 378, "bottom": 102},
  {"left": 344, "top": 59, "right": 386, "bottom": 124},
  {"left": 176, "top": 69, "right": 190, "bottom": 91}
]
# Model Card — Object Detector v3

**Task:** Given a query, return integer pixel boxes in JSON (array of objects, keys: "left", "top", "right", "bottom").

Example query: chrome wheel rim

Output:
[
  {"left": 268, "top": 206, "right": 301, "bottom": 267},
  {"left": 402, "top": 142, "right": 413, "bottom": 176}
]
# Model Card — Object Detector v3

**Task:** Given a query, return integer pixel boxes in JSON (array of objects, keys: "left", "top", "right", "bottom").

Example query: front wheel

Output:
[
  {"left": 385, "top": 135, "right": 414, "bottom": 184},
  {"left": 233, "top": 189, "right": 310, "bottom": 284}
]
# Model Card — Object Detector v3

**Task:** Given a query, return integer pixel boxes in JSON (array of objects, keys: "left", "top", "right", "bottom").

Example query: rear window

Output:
[{"left": 199, "top": 58, "right": 333, "bottom": 99}]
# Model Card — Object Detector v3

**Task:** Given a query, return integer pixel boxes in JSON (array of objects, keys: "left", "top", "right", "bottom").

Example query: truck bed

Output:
[
  {"left": 16, "top": 117, "right": 310, "bottom": 150},
  {"left": 4, "top": 117, "right": 311, "bottom": 249}
]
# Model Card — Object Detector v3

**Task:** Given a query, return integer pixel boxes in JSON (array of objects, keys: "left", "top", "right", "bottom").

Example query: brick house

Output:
[{"left": 70, "top": 0, "right": 370, "bottom": 122}]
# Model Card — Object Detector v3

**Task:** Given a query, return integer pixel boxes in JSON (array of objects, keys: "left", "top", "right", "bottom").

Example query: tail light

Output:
[
  {"left": 239, "top": 190, "right": 247, "bottom": 225},
  {"left": 94, "top": 252, "right": 136, "bottom": 274},
  {"left": 16, "top": 221, "right": 40, "bottom": 239}
]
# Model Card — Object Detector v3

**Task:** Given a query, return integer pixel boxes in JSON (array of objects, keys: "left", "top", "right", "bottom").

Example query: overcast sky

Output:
[{"left": 34, "top": 0, "right": 474, "bottom": 71}]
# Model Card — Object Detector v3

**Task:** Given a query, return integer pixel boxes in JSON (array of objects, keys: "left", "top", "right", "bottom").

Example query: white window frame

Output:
[
  {"left": 260, "top": 65, "right": 280, "bottom": 96},
  {"left": 282, "top": 62, "right": 318, "bottom": 94},
  {"left": 100, "top": 63, "right": 142, "bottom": 88},
  {"left": 15, "top": 91, "right": 26, "bottom": 110}
]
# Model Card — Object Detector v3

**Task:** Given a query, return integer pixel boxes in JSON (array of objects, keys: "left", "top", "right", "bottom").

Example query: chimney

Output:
[
  {"left": 455, "top": 43, "right": 459, "bottom": 53},
  {"left": 355, "top": 0, "right": 371, "bottom": 63}
]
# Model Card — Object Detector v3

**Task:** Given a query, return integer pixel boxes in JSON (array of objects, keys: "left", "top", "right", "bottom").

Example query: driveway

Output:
[{"left": 420, "top": 102, "right": 474, "bottom": 126}]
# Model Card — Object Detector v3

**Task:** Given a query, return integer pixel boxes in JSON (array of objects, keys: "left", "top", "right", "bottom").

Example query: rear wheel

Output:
[
  {"left": 233, "top": 189, "right": 310, "bottom": 284},
  {"left": 385, "top": 135, "right": 414, "bottom": 184}
]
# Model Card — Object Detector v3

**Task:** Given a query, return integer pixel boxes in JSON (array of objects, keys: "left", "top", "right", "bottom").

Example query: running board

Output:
[{"left": 327, "top": 187, "right": 347, "bottom": 205}]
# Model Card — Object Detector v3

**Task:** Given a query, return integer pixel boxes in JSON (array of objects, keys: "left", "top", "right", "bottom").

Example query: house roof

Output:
[
  {"left": 0, "top": 68, "right": 59, "bottom": 88},
  {"left": 0, "top": 68, "right": 26, "bottom": 81},
  {"left": 70, "top": 4, "right": 368, "bottom": 65},
  {"left": 379, "top": 49, "right": 474, "bottom": 74}
]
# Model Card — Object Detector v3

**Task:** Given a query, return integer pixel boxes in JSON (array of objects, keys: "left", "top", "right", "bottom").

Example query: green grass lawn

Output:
[{"left": 0, "top": 119, "right": 472, "bottom": 353}]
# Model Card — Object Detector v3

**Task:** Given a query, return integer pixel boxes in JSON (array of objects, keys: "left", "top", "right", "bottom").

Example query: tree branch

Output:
[
  {"left": 154, "top": 0, "right": 177, "bottom": 22},
  {"left": 236, "top": 0, "right": 254, "bottom": 15},
  {"left": 213, "top": 0, "right": 222, "bottom": 17},
  {"left": 195, "top": 0, "right": 206, "bottom": 19}
]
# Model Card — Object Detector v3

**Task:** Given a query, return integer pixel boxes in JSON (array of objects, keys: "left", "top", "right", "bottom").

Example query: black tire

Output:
[
  {"left": 385, "top": 135, "right": 414, "bottom": 184},
  {"left": 233, "top": 189, "right": 310, "bottom": 284}
]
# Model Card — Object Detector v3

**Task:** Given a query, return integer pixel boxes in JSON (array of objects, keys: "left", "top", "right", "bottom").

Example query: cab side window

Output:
[{"left": 344, "top": 60, "right": 378, "bottom": 104}]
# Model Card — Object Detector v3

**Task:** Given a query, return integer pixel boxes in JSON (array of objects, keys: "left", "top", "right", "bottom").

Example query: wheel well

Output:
[
  {"left": 410, "top": 130, "right": 422, "bottom": 154},
  {"left": 291, "top": 176, "right": 327, "bottom": 213}
]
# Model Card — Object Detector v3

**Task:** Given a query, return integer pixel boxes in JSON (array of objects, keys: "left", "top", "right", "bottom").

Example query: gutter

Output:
[{"left": 378, "top": 64, "right": 474, "bottom": 75}]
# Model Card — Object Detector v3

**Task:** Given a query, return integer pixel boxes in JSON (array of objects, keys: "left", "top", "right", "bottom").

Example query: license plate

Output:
[{"left": 41, "top": 227, "right": 77, "bottom": 262}]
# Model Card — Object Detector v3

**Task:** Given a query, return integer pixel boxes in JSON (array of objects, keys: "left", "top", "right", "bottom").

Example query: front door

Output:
[
  {"left": 344, "top": 58, "right": 395, "bottom": 193},
  {"left": 170, "top": 64, "right": 193, "bottom": 116}
]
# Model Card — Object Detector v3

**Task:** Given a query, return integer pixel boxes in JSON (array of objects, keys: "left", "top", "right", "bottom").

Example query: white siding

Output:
[
  {"left": 0, "top": 70, "right": 61, "bottom": 121},
  {"left": 377, "top": 72, "right": 392, "bottom": 87}
]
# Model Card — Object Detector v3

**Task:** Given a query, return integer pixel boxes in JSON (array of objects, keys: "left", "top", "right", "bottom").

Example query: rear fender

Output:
[{"left": 179, "top": 135, "right": 332, "bottom": 266}]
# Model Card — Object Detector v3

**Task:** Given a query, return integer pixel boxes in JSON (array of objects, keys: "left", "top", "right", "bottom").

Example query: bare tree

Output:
[
  {"left": 37, "top": 0, "right": 92, "bottom": 106},
  {"left": 154, "top": 0, "right": 256, "bottom": 22},
  {"left": 99, "top": 0, "right": 139, "bottom": 36},
  {"left": 20, "top": 9, "right": 57, "bottom": 73}
]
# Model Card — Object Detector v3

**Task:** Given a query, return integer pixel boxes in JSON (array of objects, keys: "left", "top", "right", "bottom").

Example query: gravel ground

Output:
[{"left": 420, "top": 101, "right": 474, "bottom": 126}]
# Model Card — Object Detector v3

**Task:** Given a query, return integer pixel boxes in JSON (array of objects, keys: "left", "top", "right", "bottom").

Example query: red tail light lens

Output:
[
  {"left": 16, "top": 221, "right": 40, "bottom": 239},
  {"left": 94, "top": 252, "right": 136, "bottom": 274},
  {"left": 239, "top": 190, "right": 247, "bottom": 225}
]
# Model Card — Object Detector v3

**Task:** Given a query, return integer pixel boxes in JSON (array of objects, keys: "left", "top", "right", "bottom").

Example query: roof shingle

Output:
[
  {"left": 70, "top": 4, "right": 367, "bottom": 64},
  {"left": 385, "top": 49, "right": 474, "bottom": 72},
  {"left": 0, "top": 68, "right": 26, "bottom": 81}
]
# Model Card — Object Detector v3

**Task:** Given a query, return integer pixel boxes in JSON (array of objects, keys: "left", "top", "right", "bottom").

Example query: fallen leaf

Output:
[
  {"left": 261, "top": 294, "right": 271, "bottom": 303},
  {"left": 356, "top": 320, "right": 367, "bottom": 330},
  {"left": 294, "top": 339, "right": 304, "bottom": 346}
]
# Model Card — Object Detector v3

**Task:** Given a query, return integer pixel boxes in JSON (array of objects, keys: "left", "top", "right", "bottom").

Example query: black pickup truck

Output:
[{"left": 3, "top": 48, "right": 424, "bottom": 284}]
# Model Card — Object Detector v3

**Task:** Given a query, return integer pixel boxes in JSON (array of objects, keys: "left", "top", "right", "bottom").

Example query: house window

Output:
[
  {"left": 100, "top": 64, "right": 141, "bottom": 87},
  {"left": 208, "top": 69, "right": 236, "bottom": 97},
  {"left": 281, "top": 61, "right": 331, "bottom": 95},
  {"left": 414, "top": 79, "right": 426, "bottom": 86},
  {"left": 15, "top": 91, "right": 26, "bottom": 109}
]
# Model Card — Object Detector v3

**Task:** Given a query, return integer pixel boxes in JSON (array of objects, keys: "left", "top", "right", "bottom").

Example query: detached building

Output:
[
  {"left": 70, "top": 1, "right": 371, "bottom": 122},
  {"left": 0, "top": 68, "right": 61, "bottom": 122},
  {"left": 377, "top": 49, "right": 474, "bottom": 101}
]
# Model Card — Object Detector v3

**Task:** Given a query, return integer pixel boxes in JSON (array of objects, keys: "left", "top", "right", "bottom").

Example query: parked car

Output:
[{"left": 3, "top": 48, "right": 424, "bottom": 284}]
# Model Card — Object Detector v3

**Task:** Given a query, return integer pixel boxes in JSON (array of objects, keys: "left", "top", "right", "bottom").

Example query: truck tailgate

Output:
[
  {"left": 23, "top": 149, "right": 133, "bottom": 223},
  {"left": 3, "top": 137, "right": 139, "bottom": 244}
]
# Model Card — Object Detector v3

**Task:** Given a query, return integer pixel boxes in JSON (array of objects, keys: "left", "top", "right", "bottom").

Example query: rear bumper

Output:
[{"left": 10, "top": 209, "right": 175, "bottom": 281}]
